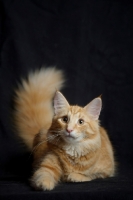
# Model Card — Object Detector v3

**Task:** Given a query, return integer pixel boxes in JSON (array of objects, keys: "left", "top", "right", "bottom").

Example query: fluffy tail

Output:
[{"left": 13, "top": 68, "right": 64, "bottom": 150}]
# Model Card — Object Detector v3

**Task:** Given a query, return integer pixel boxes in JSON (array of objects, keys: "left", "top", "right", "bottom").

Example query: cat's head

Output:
[{"left": 48, "top": 91, "right": 102, "bottom": 147}]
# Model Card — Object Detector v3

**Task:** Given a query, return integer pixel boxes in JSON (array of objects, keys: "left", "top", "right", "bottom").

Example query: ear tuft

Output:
[
  {"left": 84, "top": 97, "right": 102, "bottom": 120},
  {"left": 53, "top": 91, "right": 69, "bottom": 115}
]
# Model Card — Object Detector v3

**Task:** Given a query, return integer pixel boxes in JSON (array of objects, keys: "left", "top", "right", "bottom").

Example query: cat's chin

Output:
[{"left": 62, "top": 135, "right": 82, "bottom": 144}]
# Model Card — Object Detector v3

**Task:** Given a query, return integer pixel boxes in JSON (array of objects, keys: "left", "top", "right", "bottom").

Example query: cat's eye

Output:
[
  {"left": 78, "top": 119, "right": 84, "bottom": 125},
  {"left": 61, "top": 116, "right": 68, "bottom": 123}
]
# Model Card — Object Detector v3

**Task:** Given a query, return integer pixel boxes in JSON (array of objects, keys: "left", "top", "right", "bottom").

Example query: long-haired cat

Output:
[{"left": 13, "top": 68, "right": 115, "bottom": 190}]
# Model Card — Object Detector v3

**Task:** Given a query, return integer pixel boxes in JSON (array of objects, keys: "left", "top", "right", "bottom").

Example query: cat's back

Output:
[
  {"left": 100, "top": 127, "right": 113, "bottom": 150},
  {"left": 97, "top": 126, "right": 115, "bottom": 177}
]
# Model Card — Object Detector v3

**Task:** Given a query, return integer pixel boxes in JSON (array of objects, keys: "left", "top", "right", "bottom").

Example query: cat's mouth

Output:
[
  {"left": 64, "top": 131, "right": 76, "bottom": 139},
  {"left": 62, "top": 131, "right": 82, "bottom": 142},
  {"left": 66, "top": 135, "right": 75, "bottom": 139},
  {"left": 64, "top": 132, "right": 80, "bottom": 141}
]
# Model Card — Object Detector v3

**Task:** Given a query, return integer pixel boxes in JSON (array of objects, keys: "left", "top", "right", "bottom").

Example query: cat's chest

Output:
[{"left": 55, "top": 149, "right": 88, "bottom": 172}]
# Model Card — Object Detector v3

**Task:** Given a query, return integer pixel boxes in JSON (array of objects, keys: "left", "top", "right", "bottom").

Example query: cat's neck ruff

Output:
[{"left": 63, "top": 135, "right": 101, "bottom": 157}]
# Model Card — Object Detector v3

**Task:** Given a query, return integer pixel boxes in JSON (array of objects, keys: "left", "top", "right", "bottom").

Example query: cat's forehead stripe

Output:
[
  {"left": 70, "top": 106, "right": 82, "bottom": 114},
  {"left": 68, "top": 106, "right": 83, "bottom": 118}
]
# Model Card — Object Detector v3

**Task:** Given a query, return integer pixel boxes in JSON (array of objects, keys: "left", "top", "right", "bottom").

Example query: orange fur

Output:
[
  {"left": 13, "top": 70, "right": 115, "bottom": 191},
  {"left": 13, "top": 68, "right": 64, "bottom": 149}
]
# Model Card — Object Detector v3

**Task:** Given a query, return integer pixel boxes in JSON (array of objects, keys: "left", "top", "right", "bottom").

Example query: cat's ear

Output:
[
  {"left": 84, "top": 97, "right": 102, "bottom": 120},
  {"left": 53, "top": 91, "right": 70, "bottom": 115}
]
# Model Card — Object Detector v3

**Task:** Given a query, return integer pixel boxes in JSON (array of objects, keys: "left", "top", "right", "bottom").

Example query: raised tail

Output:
[{"left": 13, "top": 68, "right": 64, "bottom": 150}]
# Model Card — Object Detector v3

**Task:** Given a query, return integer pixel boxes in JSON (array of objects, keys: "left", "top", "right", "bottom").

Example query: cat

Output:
[{"left": 13, "top": 68, "right": 115, "bottom": 190}]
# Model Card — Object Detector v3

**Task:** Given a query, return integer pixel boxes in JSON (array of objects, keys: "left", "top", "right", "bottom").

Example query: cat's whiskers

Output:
[
  {"left": 49, "top": 130, "right": 63, "bottom": 134},
  {"left": 29, "top": 134, "right": 59, "bottom": 157},
  {"left": 30, "top": 131, "right": 64, "bottom": 157},
  {"left": 55, "top": 136, "right": 61, "bottom": 146}
]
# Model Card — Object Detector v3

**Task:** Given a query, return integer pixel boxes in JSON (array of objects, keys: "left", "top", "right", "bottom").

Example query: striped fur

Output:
[
  {"left": 13, "top": 70, "right": 115, "bottom": 191},
  {"left": 14, "top": 68, "right": 64, "bottom": 149}
]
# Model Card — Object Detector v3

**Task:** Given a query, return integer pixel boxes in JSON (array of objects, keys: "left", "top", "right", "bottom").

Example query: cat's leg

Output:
[
  {"left": 67, "top": 170, "right": 115, "bottom": 182},
  {"left": 31, "top": 154, "right": 62, "bottom": 190},
  {"left": 66, "top": 172, "right": 92, "bottom": 182}
]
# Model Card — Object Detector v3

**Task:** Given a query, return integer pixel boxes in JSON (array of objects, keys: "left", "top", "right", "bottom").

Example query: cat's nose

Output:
[{"left": 66, "top": 128, "right": 73, "bottom": 134}]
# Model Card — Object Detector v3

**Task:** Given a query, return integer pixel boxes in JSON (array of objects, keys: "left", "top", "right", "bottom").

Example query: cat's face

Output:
[
  {"left": 54, "top": 106, "right": 99, "bottom": 144},
  {"left": 49, "top": 91, "right": 102, "bottom": 145}
]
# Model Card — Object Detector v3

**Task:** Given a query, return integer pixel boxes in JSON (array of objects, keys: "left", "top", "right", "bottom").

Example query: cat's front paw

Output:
[
  {"left": 67, "top": 172, "right": 91, "bottom": 182},
  {"left": 31, "top": 170, "right": 56, "bottom": 190}
]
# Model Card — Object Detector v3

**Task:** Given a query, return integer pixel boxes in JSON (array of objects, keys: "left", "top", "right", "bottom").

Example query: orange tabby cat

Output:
[{"left": 14, "top": 68, "right": 115, "bottom": 190}]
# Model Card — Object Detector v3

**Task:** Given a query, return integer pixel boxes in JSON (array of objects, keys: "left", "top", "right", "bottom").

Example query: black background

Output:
[{"left": 0, "top": 0, "right": 133, "bottom": 199}]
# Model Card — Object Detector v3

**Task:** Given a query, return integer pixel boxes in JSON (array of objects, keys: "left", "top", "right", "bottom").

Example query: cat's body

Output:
[{"left": 14, "top": 68, "right": 115, "bottom": 190}]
